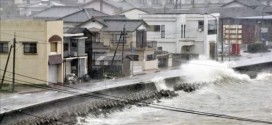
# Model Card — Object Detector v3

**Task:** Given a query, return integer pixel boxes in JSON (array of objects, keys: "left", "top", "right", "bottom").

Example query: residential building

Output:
[
  {"left": 17, "top": 0, "right": 65, "bottom": 16},
  {"left": 63, "top": 30, "right": 88, "bottom": 79},
  {"left": 122, "top": 9, "right": 219, "bottom": 58},
  {"left": 78, "top": 17, "right": 158, "bottom": 74},
  {"left": 0, "top": 20, "right": 64, "bottom": 85}
]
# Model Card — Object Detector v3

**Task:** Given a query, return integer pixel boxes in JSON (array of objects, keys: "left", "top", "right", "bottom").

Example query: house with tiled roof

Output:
[
  {"left": 76, "top": 17, "right": 159, "bottom": 74},
  {"left": 60, "top": 8, "right": 108, "bottom": 28},
  {"left": 31, "top": 6, "right": 82, "bottom": 20},
  {"left": 17, "top": 0, "right": 65, "bottom": 16},
  {"left": 82, "top": 0, "right": 142, "bottom": 15}
]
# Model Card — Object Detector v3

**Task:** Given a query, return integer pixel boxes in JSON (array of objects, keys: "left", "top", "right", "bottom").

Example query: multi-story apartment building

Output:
[{"left": 121, "top": 9, "right": 219, "bottom": 59}]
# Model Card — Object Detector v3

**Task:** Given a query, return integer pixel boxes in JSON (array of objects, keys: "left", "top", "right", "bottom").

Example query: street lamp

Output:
[{"left": 202, "top": 13, "right": 219, "bottom": 61}]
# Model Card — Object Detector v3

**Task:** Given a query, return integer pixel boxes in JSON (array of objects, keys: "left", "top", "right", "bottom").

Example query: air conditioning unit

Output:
[
  {"left": 71, "top": 52, "right": 78, "bottom": 57},
  {"left": 197, "top": 28, "right": 203, "bottom": 32}
]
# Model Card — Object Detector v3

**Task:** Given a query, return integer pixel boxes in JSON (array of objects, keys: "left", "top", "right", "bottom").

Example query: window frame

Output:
[
  {"left": 50, "top": 42, "right": 58, "bottom": 52},
  {"left": 208, "top": 20, "right": 217, "bottom": 35},
  {"left": 23, "top": 42, "right": 37, "bottom": 54},
  {"left": 181, "top": 24, "right": 186, "bottom": 38},
  {"left": 146, "top": 54, "right": 155, "bottom": 61},
  {"left": 161, "top": 25, "right": 165, "bottom": 38},
  {"left": 115, "top": 34, "right": 126, "bottom": 43},
  {"left": 148, "top": 25, "right": 161, "bottom": 32},
  {"left": 0, "top": 41, "right": 9, "bottom": 53},
  {"left": 198, "top": 20, "right": 204, "bottom": 31}
]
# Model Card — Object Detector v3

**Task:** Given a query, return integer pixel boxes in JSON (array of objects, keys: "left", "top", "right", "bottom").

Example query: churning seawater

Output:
[{"left": 76, "top": 59, "right": 272, "bottom": 125}]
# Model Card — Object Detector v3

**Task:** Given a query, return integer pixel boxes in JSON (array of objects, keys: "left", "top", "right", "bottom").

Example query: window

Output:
[
  {"left": 115, "top": 34, "right": 125, "bottom": 43},
  {"left": 23, "top": 42, "right": 37, "bottom": 54},
  {"left": 71, "top": 40, "right": 77, "bottom": 47},
  {"left": 198, "top": 21, "right": 204, "bottom": 31},
  {"left": 64, "top": 43, "right": 68, "bottom": 51},
  {"left": 157, "top": 47, "right": 162, "bottom": 51},
  {"left": 50, "top": 42, "right": 57, "bottom": 52},
  {"left": 148, "top": 25, "right": 160, "bottom": 32},
  {"left": 127, "top": 55, "right": 139, "bottom": 61},
  {"left": 208, "top": 20, "right": 217, "bottom": 35},
  {"left": 181, "top": 24, "right": 186, "bottom": 38},
  {"left": 161, "top": 25, "right": 165, "bottom": 38},
  {"left": 146, "top": 54, "right": 155, "bottom": 61},
  {"left": 0, "top": 42, "right": 8, "bottom": 53}
]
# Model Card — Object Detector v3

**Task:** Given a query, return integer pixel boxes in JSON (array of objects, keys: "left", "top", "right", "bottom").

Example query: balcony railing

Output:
[{"left": 64, "top": 47, "right": 86, "bottom": 58}]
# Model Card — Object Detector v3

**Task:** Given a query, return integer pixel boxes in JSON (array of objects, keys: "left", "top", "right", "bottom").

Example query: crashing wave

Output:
[{"left": 255, "top": 72, "right": 272, "bottom": 81}]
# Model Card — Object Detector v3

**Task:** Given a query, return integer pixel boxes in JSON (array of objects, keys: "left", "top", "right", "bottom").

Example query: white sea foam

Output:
[
  {"left": 179, "top": 58, "right": 250, "bottom": 83},
  {"left": 151, "top": 77, "right": 171, "bottom": 91},
  {"left": 256, "top": 72, "right": 272, "bottom": 81}
]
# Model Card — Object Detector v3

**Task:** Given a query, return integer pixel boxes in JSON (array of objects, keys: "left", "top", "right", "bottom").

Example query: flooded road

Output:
[{"left": 77, "top": 59, "right": 272, "bottom": 125}]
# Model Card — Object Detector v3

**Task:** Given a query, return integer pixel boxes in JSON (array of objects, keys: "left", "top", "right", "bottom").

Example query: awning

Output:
[{"left": 49, "top": 54, "right": 63, "bottom": 65}]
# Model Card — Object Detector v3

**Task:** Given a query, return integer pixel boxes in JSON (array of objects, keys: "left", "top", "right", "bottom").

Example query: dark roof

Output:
[
  {"left": 83, "top": 0, "right": 144, "bottom": 11},
  {"left": 255, "top": 5, "right": 272, "bottom": 13},
  {"left": 138, "top": 8, "right": 171, "bottom": 14},
  {"left": 214, "top": 7, "right": 266, "bottom": 18},
  {"left": 77, "top": 15, "right": 126, "bottom": 27},
  {"left": 83, "top": 0, "right": 121, "bottom": 9},
  {"left": 154, "top": 7, "right": 266, "bottom": 19},
  {"left": 31, "top": 6, "right": 82, "bottom": 20},
  {"left": 222, "top": 0, "right": 263, "bottom": 8},
  {"left": 101, "top": 19, "right": 148, "bottom": 32},
  {"left": 65, "top": 28, "right": 88, "bottom": 34},
  {"left": 60, "top": 8, "right": 108, "bottom": 23}
]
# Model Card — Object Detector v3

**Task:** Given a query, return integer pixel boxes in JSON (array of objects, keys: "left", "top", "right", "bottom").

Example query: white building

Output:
[{"left": 121, "top": 9, "right": 219, "bottom": 58}]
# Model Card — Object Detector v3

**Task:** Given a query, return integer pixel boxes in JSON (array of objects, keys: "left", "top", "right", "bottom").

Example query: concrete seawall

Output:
[{"left": 1, "top": 80, "right": 177, "bottom": 125}]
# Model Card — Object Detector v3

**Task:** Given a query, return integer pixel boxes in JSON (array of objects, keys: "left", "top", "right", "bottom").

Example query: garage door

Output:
[{"left": 48, "top": 65, "right": 58, "bottom": 84}]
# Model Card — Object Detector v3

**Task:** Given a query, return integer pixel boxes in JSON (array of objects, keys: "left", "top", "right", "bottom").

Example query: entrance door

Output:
[{"left": 49, "top": 64, "right": 58, "bottom": 84}]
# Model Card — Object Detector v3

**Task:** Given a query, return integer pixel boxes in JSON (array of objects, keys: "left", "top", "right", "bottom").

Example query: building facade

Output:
[
  {"left": 138, "top": 13, "right": 219, "bottom": 59},
  {"left": 0, "top": 20, "right": 63, "bottom": 85}
]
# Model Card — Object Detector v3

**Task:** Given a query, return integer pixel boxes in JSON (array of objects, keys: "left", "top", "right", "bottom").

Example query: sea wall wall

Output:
[{"left": 1, "top": 79, "right": 178, "bottom": 125}]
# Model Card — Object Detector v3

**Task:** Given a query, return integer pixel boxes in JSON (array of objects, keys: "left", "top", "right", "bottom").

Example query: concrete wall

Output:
[
  {"left": 0, "top": 82, "right": 160, "bottom": 125},
  {"left": 143, "top": 59, "right": 158, "bottom": 70},
  {"left": 0, "top": 20, "right": 63, "bottom": 84}
]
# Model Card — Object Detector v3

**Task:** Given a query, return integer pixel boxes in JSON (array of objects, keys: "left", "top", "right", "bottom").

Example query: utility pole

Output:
[
  {"left": 221, "top": 19, "right": 224, "bottom": 62},
  {"left": 0, "top": 46, "right": 13, "bottom": 90},
  {"left": 122, "top": 26, "right": 126, "bottom": 63},
  {"left": 111, "top": 30, "right": 123, "bottom": 66},
  {"left": 12, "top": 33, "right": 16, "bottom": 92}
]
